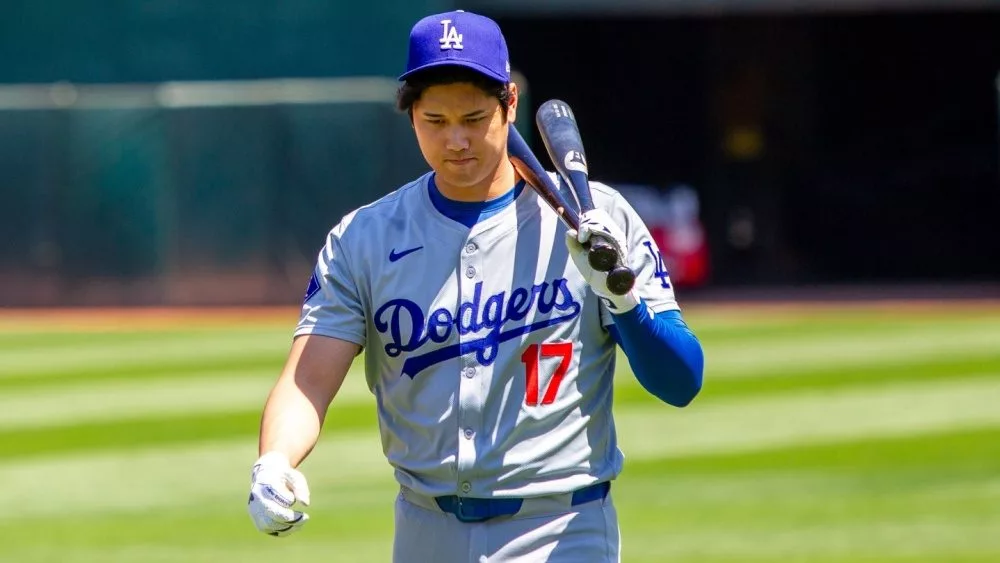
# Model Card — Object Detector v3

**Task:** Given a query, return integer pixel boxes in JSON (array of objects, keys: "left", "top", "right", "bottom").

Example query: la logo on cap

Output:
[{"left": 439, "top": 19, "right": 464, "bottom": 50}]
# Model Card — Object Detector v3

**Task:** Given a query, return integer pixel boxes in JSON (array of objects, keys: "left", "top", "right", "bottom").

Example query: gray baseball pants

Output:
[{"left": 392, "top": 486, "right": 621, "bottom": 562}]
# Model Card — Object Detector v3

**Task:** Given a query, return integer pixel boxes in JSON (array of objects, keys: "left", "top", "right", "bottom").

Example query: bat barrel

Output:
[
  {"left": 507, "top": 124, "right": 581, "bottom": 230},
  {"left": 536, "top": 100, "right": 596, "bottom": 211}
]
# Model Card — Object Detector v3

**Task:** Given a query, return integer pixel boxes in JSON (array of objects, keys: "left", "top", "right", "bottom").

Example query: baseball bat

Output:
[
  {"left": 507, "top": 123, "right": 581, "bottom": 231},
  {"left": 535, "top": 100, "right": 636, "bottom": 296}
]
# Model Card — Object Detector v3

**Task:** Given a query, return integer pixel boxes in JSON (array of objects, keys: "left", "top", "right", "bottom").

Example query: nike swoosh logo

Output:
[{"left": 389, "top": 246, "right": 423, "bottom": 262}]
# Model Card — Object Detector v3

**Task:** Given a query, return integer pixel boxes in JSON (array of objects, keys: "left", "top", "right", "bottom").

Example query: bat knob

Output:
[
  {"left": 606, "top": 267, "right": 636, "bottom": 296},
  {"left": 587, "top": 242, "right": 618, "bottom": 273}
]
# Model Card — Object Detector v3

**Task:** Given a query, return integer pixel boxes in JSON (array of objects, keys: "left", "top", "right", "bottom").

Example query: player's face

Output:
[{"left": 412, "top": 82, "right": 517, "bottom": 198}]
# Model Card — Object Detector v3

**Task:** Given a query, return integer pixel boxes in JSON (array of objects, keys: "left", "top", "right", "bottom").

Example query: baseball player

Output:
[{"left": 247, "top": 10, "right": 704, "bottom": 562}]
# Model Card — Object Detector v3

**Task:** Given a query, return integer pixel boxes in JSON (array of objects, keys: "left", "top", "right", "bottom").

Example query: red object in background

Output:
[
  {"left": 614, "top": 184, "right": 710, "bottom": 288},
  {"left": 648, "top": 223, "right": 709, "bottom": 288}
]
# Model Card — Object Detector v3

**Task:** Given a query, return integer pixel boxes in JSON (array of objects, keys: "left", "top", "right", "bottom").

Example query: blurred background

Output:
[
  {"left": 2, "top": 0, "right": 998, "bottom": 306},
  {"left": 1, "top": 2, "right": 1000, "bottom": 563}
]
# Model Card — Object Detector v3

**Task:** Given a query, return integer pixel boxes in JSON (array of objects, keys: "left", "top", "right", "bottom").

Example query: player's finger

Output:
[
  {"left": 268, "top": 512, "right": 309, "bottom": 537},
  {"left": 260, "top": 494, "right": 298, "bottom": 522},
  {"left": 284, "top": 468, "right": 311, "bottom": 506},
  {"left": 258, "top": 479, "right": 296, "bottom": 509},
  {"left": 590, "top": 231, "right": 625, "bottom": 258},
  {"left": 565, "top": 230, "right": 584, "bottom": 253},
  {"left": 250, "top": 492, "right": 303, "bottom": 532},
  {"left": 286, "top": 511, "right": 308, "bottom": 528}
]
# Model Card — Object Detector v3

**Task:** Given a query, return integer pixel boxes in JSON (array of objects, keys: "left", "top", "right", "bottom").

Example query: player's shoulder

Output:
[
  {"left": 332, "top": 172, "right": 431, "bottom": 236},
  {"left": 587, "top": 179, "right": 650, "bottom": 233},
  {"left": 588, "top": 180, "right": 631, "bottom": 211},
  {"left": 589, "top": 180, "right": 621, "bottom": 199}
]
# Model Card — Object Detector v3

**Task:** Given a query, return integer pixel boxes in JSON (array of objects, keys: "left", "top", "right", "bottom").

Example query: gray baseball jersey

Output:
[{"left": 295, "top": 172, "right": 677, "bottom": 498}]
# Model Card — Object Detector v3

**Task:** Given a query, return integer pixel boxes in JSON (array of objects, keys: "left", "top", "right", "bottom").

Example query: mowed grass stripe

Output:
[
  {"left": 617, "top": 426, "right": 1000, "bottom": 562},
  {"left": 700, "top": 318, "right": 1000, "bottom": 378},
  {"left": 0, "top": 410, "right": 262, "bottom": 459},
  {"left": 0, "top": 402, "right": 378, "bottom": 460},
  {"left": 616, "top": 376, "right": 1000, "bottom": 461},
  {"left": 0, "top": 355, "right": 286, "bottom": 391},
  {"left": 623, "top": 426, "right": 1000, "bottom": 476},
  {"left": 689, "top": 313, "right": 1000, "bottom": 344},
  {"left": 618, "top": 508, "right": 1000, "bottom": 562},
  {"left": 616, "top": 438, "right": 1000, "bottom": 562},
  {"left": 0, "top": 329, "right": 291, "bottom": 378},
  {"left": 0, "top": 374, "right": 273, "bottom": 429},
  {"left": 0, "top": 326, "right": 286, "bottom": 351},
  {"left": 0, "top": 367, "right": 374, "bottom": 430},
  {"left": 0, "top": 534, "right": 397, "bottom": 563},
  {"left": 683, "top": 303, "right": 1000, "bottom": 328},
  {"left": 0, "top": 435, "right": 389, "bottom": 518},
  {"left": 0, "top": 489, "right": 399, "bottom": 563},
  {"left": 613, "top": 353, "right": 1000, "bottom": 402}
]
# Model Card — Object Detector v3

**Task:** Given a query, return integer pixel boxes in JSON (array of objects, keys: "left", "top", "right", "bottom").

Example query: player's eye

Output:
[{"left": 466, "top": 116, "right": 486, "bottom": 124}]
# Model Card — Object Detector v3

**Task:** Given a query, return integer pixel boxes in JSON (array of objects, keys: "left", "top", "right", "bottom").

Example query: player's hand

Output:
[
  {"left": 566, "top": 209, "right": 638, "bottom": 313},
  {"left": 247, "top": 451, "right": 312, "bottom": 537}
]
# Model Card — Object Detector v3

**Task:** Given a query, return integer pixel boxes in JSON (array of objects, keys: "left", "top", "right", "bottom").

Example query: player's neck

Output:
[{"left": 434, "top": 158, "right": 518, "bottom": 202}]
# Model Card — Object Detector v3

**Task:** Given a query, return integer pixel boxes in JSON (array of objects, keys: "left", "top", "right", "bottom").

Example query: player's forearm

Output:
[
  {"left": 258, "top": 335, "right": 359, "bottom": 467},
  {"left": 609, "top": 306, "right": 704, "bottom": 407},
  {"left": 259, "top": 379, "right": 325, "bottom": 467}
]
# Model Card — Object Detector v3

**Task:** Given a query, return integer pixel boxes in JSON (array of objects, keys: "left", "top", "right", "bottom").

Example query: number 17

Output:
[{"left": 520, "top": 342, "right": 573, "bottom": 406}]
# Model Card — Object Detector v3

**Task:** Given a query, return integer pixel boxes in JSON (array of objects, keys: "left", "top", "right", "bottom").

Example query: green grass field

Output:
[{"left": 1, "top": 302, "right": 999, "bottom": 562}]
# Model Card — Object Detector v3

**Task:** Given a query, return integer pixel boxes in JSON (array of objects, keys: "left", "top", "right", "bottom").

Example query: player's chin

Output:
[
  {"left": 442, "top": 158, "right": 479, "bottom": 173},
  {"left": 438, "top": 163, "right": 483, "bottom": 184}
]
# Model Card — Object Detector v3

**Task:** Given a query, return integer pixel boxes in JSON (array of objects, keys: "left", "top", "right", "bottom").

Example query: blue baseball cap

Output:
[{"left": 399, "top": 10, "right": 511, "bottom": 83}]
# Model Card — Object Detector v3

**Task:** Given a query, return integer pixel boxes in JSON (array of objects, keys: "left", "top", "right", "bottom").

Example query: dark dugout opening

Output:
[{"left": 498, "top": 10, "right": 1000, "bottom": 287}]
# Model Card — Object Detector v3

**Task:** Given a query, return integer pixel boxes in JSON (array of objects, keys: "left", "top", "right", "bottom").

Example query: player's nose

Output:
[{"left": 444, "top": 126, "right": 470, "bottom": 151}]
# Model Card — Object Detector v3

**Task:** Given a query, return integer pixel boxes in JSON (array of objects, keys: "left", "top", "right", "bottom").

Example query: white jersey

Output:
[{"left": 296, "top": 172, "right": 678, "bottom": 498}]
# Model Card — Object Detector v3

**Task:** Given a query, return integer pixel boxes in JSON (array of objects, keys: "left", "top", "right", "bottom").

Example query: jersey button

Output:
[
  {"left": 465, "top": 266, "right": 476, "bottom": 278},
  {"left": 463, "top": 428, "right": 474, "bottom": 439},
  {"left": 460, "top": 482, "right": 472, "bottom": 494},
  {"left": 465, "top": 243, "right": 478, "bottom": 254},
  {"left": 463, "top": 367, "right": 476, "bottom": 378}
]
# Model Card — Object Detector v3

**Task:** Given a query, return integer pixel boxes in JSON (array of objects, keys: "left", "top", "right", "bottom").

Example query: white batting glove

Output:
[
  {"left": 566, "top": 209, "right": 639, "bottom": 313},
  {"left": 247, "top": 451, "right": 312, "bottom": 537}
]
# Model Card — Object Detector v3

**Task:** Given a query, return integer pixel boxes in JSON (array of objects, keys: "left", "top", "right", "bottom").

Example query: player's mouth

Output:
[{"left": 446, "top": 157, "right": 476, "bottom": 166}]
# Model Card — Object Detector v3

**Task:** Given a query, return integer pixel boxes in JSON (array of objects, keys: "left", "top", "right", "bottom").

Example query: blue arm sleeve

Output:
[{"left": 607, "top": 305, "right": 704, "bottom": 407}]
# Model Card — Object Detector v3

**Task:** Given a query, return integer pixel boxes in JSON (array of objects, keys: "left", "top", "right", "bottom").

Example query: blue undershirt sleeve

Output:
[{"left": 606, "top": 305, "right": 704, "bottom": 407}]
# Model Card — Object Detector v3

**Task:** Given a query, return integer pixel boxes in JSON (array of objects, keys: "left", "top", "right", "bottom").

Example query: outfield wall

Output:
[{"left": 1, "top": 6, "right": 998, "bottom": 306}]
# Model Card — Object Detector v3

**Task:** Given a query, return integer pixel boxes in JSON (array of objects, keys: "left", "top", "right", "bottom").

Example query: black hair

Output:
[{"left": 396, "top": 66, "right": 511, "bottom": 121}]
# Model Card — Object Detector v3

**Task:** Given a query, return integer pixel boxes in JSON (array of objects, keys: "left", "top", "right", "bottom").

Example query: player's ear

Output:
[{"left": 505, "top": 82, "right": 518, "bottom": 124}]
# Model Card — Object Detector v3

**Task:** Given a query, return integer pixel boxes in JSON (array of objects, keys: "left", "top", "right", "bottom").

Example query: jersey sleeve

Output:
[
  {"left": 598, "top": 186, "right": 679, "bottom": 326},
  {"left": 294, "top": 218, "right": 367, "bottom": 345}
]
